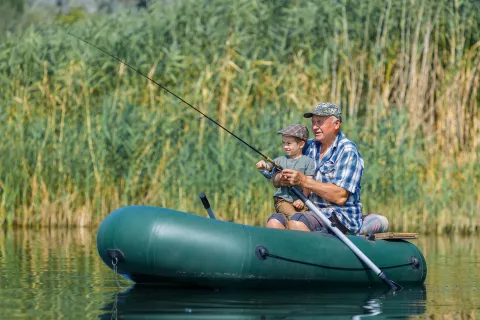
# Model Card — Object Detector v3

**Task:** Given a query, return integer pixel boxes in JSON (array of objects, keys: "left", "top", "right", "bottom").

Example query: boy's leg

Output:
[
  {"left": 288, "top": 211, "right": 349, "bottom": 233},
  {"left": 266, "top": 213, "right": 287, "bottom": 229},
  {"left": 267, "top": 198, "right": 298, "bottom": 229}
]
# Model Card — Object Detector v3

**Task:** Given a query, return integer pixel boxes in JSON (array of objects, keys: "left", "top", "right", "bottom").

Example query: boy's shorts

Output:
[{"left": 269, "top": 197, "right": 308, "bottom": 225}]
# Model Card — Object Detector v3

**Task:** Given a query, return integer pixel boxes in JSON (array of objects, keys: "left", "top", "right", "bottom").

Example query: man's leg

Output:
[{"left": 360, "top": 214, "right": 389, "bottom": 234}]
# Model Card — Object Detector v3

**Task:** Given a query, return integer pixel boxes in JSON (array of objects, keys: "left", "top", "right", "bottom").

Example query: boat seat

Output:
[{"left": 372, "top": 232, "right": 418, "bottom": 240}]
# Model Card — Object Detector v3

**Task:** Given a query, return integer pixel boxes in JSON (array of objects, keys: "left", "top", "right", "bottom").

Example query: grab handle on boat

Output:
[
  {"left": 199, "top": 193, "right": 216, "bottom": 220},
  {"left": 290, "top": 186, "right": 401, "bottom": 291}
]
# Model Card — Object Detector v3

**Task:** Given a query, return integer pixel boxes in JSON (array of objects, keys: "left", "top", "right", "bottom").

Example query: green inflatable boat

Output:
[{"left": 97, "top": 206, "right": 427, "bottom": 289}]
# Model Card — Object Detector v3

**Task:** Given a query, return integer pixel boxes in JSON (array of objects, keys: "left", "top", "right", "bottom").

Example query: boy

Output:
[{"left": 256, "top": 124, "right": 315, "bottom": 220}]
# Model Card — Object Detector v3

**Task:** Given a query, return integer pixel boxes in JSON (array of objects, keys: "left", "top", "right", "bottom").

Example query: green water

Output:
[{"left": 0, "top": 228, "right": 479, "bottom": 319}]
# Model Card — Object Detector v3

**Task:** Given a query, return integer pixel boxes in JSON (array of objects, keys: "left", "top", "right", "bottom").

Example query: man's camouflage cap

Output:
[
  {"left": 303, "top": 102, "right": 342, "bottom": 122},
  {"left": 277, "top": 124, "right": 309, "bottom": 141}
]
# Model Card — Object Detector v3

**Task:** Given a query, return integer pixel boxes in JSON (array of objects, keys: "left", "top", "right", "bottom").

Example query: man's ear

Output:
[{"left": 334, "top": 119, "right": 341, "bottom": 130}]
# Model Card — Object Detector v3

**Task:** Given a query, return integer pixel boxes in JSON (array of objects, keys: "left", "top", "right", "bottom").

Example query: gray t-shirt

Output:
[{"left": 273, "top": 155, "right": 315, "bottom": 202}]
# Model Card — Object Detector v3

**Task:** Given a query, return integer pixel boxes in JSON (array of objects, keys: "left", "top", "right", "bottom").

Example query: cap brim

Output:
[{"left": 303, "top": 112, "right": 313, "bottom": 118}]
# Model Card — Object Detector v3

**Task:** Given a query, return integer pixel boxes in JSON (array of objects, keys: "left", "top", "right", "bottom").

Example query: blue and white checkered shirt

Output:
[{"left": 303, "top": 131, "right": 364, "bottom": 234}]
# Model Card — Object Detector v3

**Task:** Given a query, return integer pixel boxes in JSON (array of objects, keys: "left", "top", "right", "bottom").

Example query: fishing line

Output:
[{"left": 68, "top": 32, "right": 278, "bottom": 167}]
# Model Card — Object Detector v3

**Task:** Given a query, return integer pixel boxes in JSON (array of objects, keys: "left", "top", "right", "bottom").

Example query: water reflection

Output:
[
  {"left": 0, "top": 228, "right": 479, "bottom": 319},
  {"left": 100, "top": 285, "right": 427, "bottom": 319}
]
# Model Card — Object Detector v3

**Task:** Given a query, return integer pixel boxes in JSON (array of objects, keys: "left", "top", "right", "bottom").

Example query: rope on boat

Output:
[
  {"left": 106, "top": 249, "right": 128, "bottom": 289},
  {"left": 111, "top": 258, "right": 122, "bottom": 320},
  {"left": 112, "top": 257, "right": 123, "bottom": 288},
  {"left": 255, "top": 246, "right": 419, "bottom": 270}
]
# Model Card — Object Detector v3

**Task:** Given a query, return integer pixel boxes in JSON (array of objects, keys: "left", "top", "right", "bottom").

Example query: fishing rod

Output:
[{"left": 69, "top": 32, "right": 401, "bottom": 291}]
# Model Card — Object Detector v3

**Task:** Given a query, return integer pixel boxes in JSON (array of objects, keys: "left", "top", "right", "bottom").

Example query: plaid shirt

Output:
[{"left": 303, "top": 131, "right": 364, "bottom": 234}]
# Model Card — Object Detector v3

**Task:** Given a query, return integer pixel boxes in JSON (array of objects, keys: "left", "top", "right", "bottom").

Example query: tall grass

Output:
[
  {"left": 0, "top": 0, "right": 479, "bottom": 234},
  {"left": 0, "top": 0, "right": 24, "bottom": 34}
]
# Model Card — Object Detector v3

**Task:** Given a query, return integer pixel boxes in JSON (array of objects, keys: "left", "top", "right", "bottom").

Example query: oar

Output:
[
  {"left": 199, "top": 193, "right": 216, "bottom": 220},
  {"left": 290, "top": 187, "right": 401, "bottom": 291}
]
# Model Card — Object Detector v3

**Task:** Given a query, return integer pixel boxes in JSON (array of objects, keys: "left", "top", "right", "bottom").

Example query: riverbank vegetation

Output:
[{"left": 0, "top": 0, "right": 479, "bottom": 234}]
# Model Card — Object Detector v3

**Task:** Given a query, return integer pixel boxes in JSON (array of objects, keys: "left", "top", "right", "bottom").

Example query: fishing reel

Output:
[{"left": 259, "top": 162, "right": 283, "bottom": 179}]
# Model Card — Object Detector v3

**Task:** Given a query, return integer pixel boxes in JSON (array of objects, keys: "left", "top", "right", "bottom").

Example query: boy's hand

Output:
[
  {"left": 256, "top": 160, "right": 270, "bottom": 170},
  {"left": 293, "top": 199, "right": 305, "bottom": 210}
]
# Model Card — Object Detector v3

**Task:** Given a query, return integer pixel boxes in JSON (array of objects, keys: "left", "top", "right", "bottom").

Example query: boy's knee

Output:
[
  {"left": 267, "top": 213, "right": 287, "bottom": 228},
  {"left": 288, "top": 213, "right": 312, "bottom": 231}
]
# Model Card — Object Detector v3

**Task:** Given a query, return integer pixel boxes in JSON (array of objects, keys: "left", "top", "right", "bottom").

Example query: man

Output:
[{"left": 263, "top": 102, "right": 388, "bottom": 235}]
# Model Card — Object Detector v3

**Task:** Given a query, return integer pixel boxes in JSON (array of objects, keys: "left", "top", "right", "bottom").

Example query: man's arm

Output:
[
  {"left": 280, "top": 169, "right": 349, "bottom": 205},
  {"left": 301, "top": 177, "right": 349, "bottom": 206},
  {"left": 302, "top": 176, "right": 313, "bottom": 197}
]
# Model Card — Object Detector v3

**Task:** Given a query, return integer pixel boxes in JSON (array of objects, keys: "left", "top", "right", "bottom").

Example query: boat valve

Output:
[
  {"left": 365, "top": 233, "right": 376, "bottom": 241},
  {"left": 255, "top": 246, "right": 269, "bottom": 261},
  {"left": 410, "top": 256, "right": 420, "bottom": 269}
]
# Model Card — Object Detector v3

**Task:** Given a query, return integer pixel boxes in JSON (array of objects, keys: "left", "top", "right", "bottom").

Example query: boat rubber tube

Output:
[{"left": 97, "top": 206, "right": 427, "bottom": 289}]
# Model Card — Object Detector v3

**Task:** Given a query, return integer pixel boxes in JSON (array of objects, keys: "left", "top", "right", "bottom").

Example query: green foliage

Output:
[
  {"left": 0, "top": 0, "right": 24, "bottom": 34},
  {"left": 0, "top": 0, "right": 479, "bottom": 234},
  {"left": 55, "top": 7, "right": 87, "bottom": 25}
]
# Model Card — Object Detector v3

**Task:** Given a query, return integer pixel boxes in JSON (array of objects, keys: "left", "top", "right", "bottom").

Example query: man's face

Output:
[{"left": 311, "top": 115, "right": 340, "bottom": 143}]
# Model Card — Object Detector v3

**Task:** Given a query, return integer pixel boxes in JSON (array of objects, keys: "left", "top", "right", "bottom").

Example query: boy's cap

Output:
[
  {"left": 278, "top": 124, "right": 309, "bottom": 141},
  {"left": 303, "top": 102, "right": 342, "bottom": 122}
]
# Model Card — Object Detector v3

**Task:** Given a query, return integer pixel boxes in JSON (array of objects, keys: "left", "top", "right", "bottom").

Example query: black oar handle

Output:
[{"left": 199, "top": 193, "right": 210, "bottom": 209}]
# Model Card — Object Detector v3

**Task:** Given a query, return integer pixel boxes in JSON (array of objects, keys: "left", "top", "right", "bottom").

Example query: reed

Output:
[{"left": 0, "top": 0, "right": 479, "bottom": 234}]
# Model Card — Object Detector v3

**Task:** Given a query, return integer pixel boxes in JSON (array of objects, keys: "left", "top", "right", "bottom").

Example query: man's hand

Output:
[
  {"left": 292, "top": 199, "right": 305, "bottom": 210},
  {"left": 256, "top": 160, "right": 270, "bottom": 170},
  {"left": 279, "top": 169, "right": 307, "bottom": 187}
]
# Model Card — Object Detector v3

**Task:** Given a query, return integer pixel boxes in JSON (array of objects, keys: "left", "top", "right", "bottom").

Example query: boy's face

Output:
[{"left": 282, "top": 135, "right": 304, "bottom": 157}]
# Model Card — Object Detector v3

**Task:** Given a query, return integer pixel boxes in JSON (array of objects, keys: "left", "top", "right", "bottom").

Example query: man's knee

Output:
[
  {"left": 361, "top": 214, "right": 389, "bottom": 234},
  {"left": 377, "top": 214, "right": 389, "bottom": 232}
]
